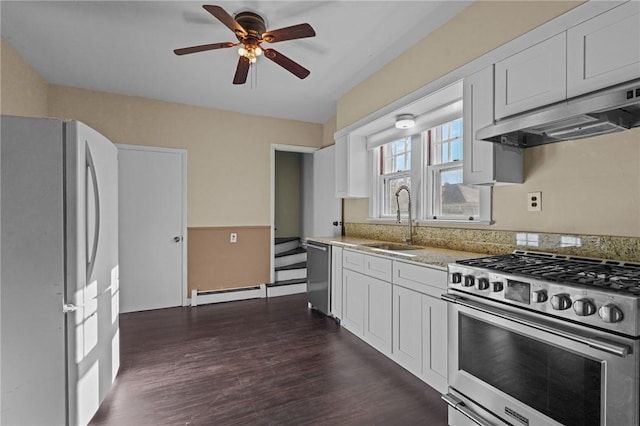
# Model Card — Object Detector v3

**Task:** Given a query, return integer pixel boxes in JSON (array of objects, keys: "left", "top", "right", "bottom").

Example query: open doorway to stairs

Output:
[{"left": 270, "top": 145, "right": 317, "bottom": 298}]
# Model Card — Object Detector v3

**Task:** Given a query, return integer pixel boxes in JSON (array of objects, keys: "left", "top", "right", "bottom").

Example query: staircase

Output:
[{"left": 267, "top": 237, "right": 307, "bottom": 297}]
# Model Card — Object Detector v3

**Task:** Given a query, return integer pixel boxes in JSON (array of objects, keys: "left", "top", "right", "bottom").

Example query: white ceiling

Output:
[{"left": 1, "top": 1, "right": 470, "bottom": 124}]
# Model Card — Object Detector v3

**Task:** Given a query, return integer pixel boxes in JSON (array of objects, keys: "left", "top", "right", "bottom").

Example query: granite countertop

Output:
[{"left": 306, "top": 236, "right": 489, "bottom": 270}]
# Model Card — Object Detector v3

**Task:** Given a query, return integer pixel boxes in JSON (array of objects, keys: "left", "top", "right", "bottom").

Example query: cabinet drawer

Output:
[
  {"left": 393, "top": 261, "right": 447, "bottom": 298},
  {"left": 363, "top": 254, "right": 392, "bottom": 282},
  {"left": 343, "top": 249, "right": 365, "bottom": 273}
]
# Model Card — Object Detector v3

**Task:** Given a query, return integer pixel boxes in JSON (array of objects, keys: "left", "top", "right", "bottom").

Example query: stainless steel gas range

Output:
[{"left": 442, "top": 250, "right": 640, "bottom": 426}]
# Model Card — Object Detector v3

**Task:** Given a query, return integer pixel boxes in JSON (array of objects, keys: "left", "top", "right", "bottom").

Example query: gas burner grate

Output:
[{"left": 457, "top": 251, "right": 640, "bottom": 295}]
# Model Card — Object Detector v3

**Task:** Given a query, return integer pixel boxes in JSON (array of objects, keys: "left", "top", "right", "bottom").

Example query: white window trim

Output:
[{"left": 369, "top": 136, "right": 422, "bottom": 221}]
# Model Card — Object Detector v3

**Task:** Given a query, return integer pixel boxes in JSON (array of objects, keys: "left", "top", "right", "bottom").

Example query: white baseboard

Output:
[
  {"left": 266, "top": 282, "right": 307, "bottom": 298},
  {"left": 190, "top": 284, "right": 267, "bottom": 307}
]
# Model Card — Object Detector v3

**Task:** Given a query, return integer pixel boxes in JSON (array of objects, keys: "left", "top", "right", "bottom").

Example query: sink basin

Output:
[{"left": 362, "top": 243, "right": 423, "bottom": 251}]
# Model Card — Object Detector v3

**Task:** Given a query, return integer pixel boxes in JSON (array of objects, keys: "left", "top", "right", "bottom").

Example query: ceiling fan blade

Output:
[
  {"left": 173, "top": 42, "right": 235, "bottom": 56},
  {"left": 203, "top": 5, "right": 247, "bottom": 37},
  {"left": 262, "top": 23, "right": 316, "bottom": 43},
  {"left": 233, "top": 56, "right": 251, "bottom": 85},
  {"left": 264, "top": 48, "right": 310, "bottom": 79}
]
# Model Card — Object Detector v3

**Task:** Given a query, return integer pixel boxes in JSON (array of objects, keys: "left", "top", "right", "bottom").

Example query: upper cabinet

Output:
[
  {"left": 335, "top": 134, "right": 369, "bottom": 198},
  {"left": 494, "top": 33, "right": 567, "bottom": 120},
  {"left": 463, "top": 66, "right": 523, "bottom": 185},
  {"left": 567, "top": 1, "right": 640, "bottom": 98}
]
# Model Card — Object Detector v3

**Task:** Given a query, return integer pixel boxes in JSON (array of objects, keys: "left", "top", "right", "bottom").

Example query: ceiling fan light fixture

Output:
[
  {"left": 395, "top": 114, "right": 415, "bottom": 129},
  {"left": 238, "top": 46, "right": 262, "bottom": 63}
]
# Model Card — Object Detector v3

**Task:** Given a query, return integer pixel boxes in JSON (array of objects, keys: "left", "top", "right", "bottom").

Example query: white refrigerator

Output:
[{"left": 1, "top": 115, "right": 120, "bottom": 425}]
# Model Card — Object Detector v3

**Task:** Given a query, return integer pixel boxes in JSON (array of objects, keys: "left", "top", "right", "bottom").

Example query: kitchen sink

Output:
[{"left": 362, "top": 243, "right": 424, "bottom": 251}]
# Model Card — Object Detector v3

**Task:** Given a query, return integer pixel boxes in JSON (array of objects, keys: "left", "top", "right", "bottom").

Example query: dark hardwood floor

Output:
[{"left": 90, "top": 294, "right": 448, "bottom": 425}]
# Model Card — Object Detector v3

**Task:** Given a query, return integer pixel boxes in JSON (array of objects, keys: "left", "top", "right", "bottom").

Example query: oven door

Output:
[{"left": 443, "top": 293, "right": 639, "bottom": 426}]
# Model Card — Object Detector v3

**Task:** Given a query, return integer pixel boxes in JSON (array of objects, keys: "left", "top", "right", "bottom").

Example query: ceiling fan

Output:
[{"left": 174, "top": 5, "right": 316, "bottom": 85}]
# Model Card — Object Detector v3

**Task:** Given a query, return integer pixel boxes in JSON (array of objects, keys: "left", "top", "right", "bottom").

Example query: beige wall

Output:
[
  {"left": 0, "top": 38, "right": 48, "bottom": 117},
  {"left": 338, "top": 1, "right": 640, "bottom": 238},
  {"left": 47, "top": 85, "right": 322, "bottom": 227},
  {"left": 336, "top": 1, "right": 584, "bottom": 129},
  {"left": 321, "top": 115, "right": 337, "bottom": 148},
  {"left": 275, "top": 151, "right": 301, "bottom": 238}
]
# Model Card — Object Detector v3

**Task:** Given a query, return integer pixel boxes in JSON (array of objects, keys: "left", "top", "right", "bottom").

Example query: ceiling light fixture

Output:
[
  {"left": 238, "top": 46, "right": 263, "bottom": 63},
  {"left": 395, "top": 114, "right": 415, "bottom": 129}
]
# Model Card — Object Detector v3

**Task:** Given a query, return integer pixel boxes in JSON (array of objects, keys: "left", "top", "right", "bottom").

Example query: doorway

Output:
[{"left": 270, "top": 145, "right": 316, "bottom": 285}]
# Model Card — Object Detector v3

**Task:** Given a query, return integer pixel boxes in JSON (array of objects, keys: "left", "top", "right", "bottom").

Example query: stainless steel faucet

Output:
[{"left": 395, "top": 185, "right": 413, "bottom": 245}]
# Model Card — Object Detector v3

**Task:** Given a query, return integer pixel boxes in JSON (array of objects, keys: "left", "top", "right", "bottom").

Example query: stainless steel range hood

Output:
[{"left": 477, "top": 79, "right": 640, "bottom": 148}]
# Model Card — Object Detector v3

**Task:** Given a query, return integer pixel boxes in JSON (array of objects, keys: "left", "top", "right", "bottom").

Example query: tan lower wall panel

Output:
[{"left": 188, "top": 226, "right": 270, "bottom": 293}]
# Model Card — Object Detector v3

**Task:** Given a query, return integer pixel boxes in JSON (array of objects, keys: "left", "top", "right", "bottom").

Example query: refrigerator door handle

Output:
[{"left": 86, "top": 143, "right": 101, "bottom": 282}]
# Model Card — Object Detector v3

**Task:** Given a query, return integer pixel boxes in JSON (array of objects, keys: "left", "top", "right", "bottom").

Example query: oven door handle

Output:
[
  {"left": 442, "top": 294, "right": 631, "bottom": 358},
  {"left": 442, "top": 393, "right": 495, "bottom": 426}
]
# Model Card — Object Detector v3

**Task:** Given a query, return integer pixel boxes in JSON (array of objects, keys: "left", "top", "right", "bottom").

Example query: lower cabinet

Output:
[
  {"left": 392, "top": 285, "right": 448, "bottom": 394},
  {"left": 339, "top": 248, "right": 448, "bottom": 393},
  {"left": 342, "top": 268, "right": 392, "bottom": 355},
  {"left": 342, "top": 268, "right": 366, "bottom": 335}
]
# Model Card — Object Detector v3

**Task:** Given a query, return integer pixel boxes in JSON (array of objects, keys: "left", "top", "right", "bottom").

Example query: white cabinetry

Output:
[
  {"left": 331, "top": 246, "right": 343, "bottom": 320},
  {"left": 463, "top": 66, "right": 523, "bottom": 185},
  {"left": 567, "top": 1, "right": 640, "bottom": 98},
  {"left": 337, "top": 247, "right": 449, "bottom": 392},
  {"left": 335, "top": 134, "right": 369, "bottom": 198},
  {"left": 342, "top": 250, "right": 393, "bottom": 355},
  {"left": 342, "top": 268, "right": 366, "bottom": 336},
  {"left": 392, "top": 261, "right": 448, "bottom": 394},
  {"left": 494, "top": 32, "right": 567, "bottom": 119}
]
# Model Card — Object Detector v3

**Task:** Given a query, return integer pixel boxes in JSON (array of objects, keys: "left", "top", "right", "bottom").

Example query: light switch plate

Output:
[
  {"left": 527, "top": 192, "right": 541, "bottom": 212},
  {"left": 230, "top": 232, "right": 238, "bottom": 243}
]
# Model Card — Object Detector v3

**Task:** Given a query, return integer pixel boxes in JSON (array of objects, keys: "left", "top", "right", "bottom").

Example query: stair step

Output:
[
  {"left": 275, "top": 262, "right": 306, "bottom": 271},
  {"left": 267, "top": 278, "right": 307, "bottom": 287},
  {"left": 266, "top": 278, "right": 306, "bottom": 298},
  {"left": 275, "top": 247, "right": 306, "bottom": 258},
  {"left": 274, "top": 251, "right": 307, "bottom": 268},
  {"left": 274, "top": 237, "right": 300, "bottom": 255},
  {"left": 275, "top": 267, "right": 306, "bottom": 282}
]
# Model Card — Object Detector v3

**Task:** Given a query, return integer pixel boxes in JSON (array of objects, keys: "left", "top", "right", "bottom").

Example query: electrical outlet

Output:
[
  {"left": 527, "top": 192, "right": 541, "bottom": 212},
  {"left": 230, "top": 232, "right": 238, "bottom": 243}
]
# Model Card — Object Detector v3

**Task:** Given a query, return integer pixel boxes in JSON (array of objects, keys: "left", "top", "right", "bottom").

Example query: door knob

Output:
[
  {"left": 332, "top": 221, "right": 342, "bottom": 226},
  {"left": 173, "top": 236, "right": 182, "bottom": 242}
]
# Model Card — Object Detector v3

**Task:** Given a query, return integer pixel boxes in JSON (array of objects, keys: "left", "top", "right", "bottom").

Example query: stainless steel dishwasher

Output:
[{"left": 306, "top": 241, "right": 331, "bottom": 315}]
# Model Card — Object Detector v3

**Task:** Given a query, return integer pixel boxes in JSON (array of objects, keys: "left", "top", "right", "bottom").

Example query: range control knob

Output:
[
  {"left": 550, "top": 293, "right": 572, "bottom": 310},
  {"left": 463, "top": 275, "right": 475, "bottom": 287},
  {"left": 598, "top": 304, "right": 624, "bottom": 323},
  {"left": 532, "top": 290, "right": 548, "bottom": 303},
  {"left": 573, "top": 299, "right": 597, "bottom": 316},
  {"left": 491, "top": 281, "right": 504, "bottom": 292},
  {"left": 476, "top": 278, "right": 490, "bottom": 291},
  {"left": 451, "top": 272, "right": 462, "bottom": 284}
]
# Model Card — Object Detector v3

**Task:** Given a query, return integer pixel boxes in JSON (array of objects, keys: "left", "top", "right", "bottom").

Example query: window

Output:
[
  {"left": 368, "top": 81, "right": 491, "bottom": 224},
  {"left": 378, "top": 137, "right": 412, "bottom": 218},
  {"left": 425, "top": 118, "right": 482, "bottom": 220}
]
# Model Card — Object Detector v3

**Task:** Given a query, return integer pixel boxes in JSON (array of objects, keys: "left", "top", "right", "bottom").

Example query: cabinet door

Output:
[
  {"left": 494, "top": 32, "right": 567, "bottom": 119},
  {"left": 421, "top": 294, "right": 448, "bottom": 394},
  {"left": 342, "top": 269, "right": 366, "bottom": 336},
  {"left": 392, "top": 285, "right": 422, "bottom": 373},
  {"left": 334, "top": 134, "right": 369, "bottom": 198},
  {"left": 364, "top": 276, "right": 392, "bottom": 355},
  {"left": 331, "top": 246, "right": 343, "bottom": 320},
  {"left": 463, "top": 66, "right": 523, "bottom": 185},
  {"left": 567, "top": 1, "right": 640, "bottom": 98}
]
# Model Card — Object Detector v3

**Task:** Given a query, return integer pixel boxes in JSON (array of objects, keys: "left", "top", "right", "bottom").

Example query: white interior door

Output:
[
  {"left": 117, "top": 145, "right": 186, "bottom": 313},
  {"left": 313, "top": 145, "right": 342, "bottom": 237}
]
